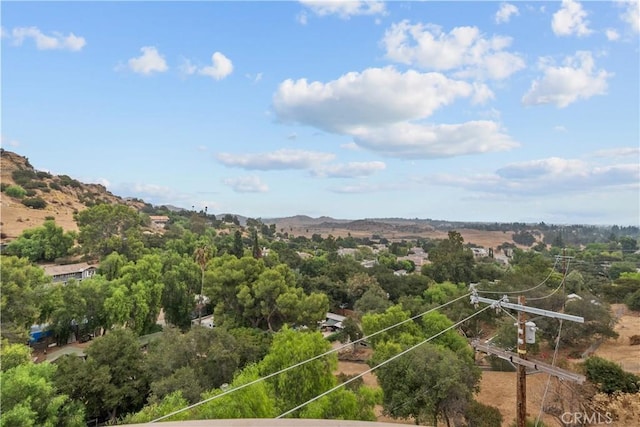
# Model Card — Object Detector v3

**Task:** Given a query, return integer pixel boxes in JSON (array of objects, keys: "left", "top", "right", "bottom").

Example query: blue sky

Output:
[{"left": 2, "top": 1, "right": 639, "bottom": 225}]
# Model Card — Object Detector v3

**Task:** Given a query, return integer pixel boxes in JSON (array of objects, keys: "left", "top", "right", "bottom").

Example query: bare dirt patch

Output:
[{"left": 594, "top": 305, "right": 640, "bottom": 373}]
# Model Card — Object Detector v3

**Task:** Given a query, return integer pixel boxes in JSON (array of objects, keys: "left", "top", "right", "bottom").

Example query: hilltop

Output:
[{"left": 0, "top": 149, "right": 144, "bottom": 242}]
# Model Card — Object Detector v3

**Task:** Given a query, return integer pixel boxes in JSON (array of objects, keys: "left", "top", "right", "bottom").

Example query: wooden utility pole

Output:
[
  {"left": 516, "top": 295, "right": 527, "bottom": 427},
  {"left": 469, "top": 282, "right": 585, "bottom": 427}
]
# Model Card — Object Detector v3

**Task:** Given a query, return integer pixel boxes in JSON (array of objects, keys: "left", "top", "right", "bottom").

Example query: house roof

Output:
[
  {"left": 149, "top": 215, "right": 170, "bottom": 221},
  {"left": 42, "top": 262, "right": 96, "bottom": 277}
]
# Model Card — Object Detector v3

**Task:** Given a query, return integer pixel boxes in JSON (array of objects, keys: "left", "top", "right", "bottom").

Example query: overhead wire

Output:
[
  {"left": 527, "top": 258, "right": 571, "bottom": 301},
  {"left": 475, "top": 256, "right": 562, "bottom": 296},
  {"left": 275, "top": 304, "right": 493, "bottom": 418},
  {"left": 535, "top": 319, "right": 564, "bottom": 427},
  {"left": 150, "top": 292, "right": 471, "bottom": 423}
]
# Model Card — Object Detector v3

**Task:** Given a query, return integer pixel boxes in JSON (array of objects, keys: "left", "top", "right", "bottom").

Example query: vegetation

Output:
[
  {"left": 4, "top": 184, "right": 27, "bottom": 198},
  {"left": 1, "top": 175, "right": 638, "bottom": 426},
  {"left": 21, "top": 196, "right": 47, "bottom": 209}
]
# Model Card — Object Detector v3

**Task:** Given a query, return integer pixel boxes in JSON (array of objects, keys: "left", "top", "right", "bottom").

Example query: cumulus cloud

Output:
[
  {"left": 552, "top": 0, "right": 592, "bottom": 37},
  {"left": 312, "top": 161, "right": 386, "bottom": 178},
  {"left": 7, "top": 26, "right": 86, "bottom": 51},
  {"left": 522, "top": 51, "right": 612, "bottom": 108},
  {"left": 273, "top": 66, "right": 491, "bottom": 133},
  {"left": 430, "top": 156, "right": 639, "bottom": 196},
  {"left": 381, "top": 21, "right": 525, "bottom": 80},
  {"left": 300, "top": 0, "right": 386, "bottom": 19},
  {"left": 619, "top": 0, "right": 640, "bottom": 33},
  {"left": 180, "top": 52, "right": 233, "bottom": 80},
  {"left": 128, "top": 46, "right": 168, "bottom": 75},
  {"left": 199, "top": 52, "right": 233, "bottom": 80},
  {"left": 223, "top": 176, "right": 269, "bottom": 193},
  {"left": 605, "top": 28, "right": 620, "bottom": 41},
  {"left": 350, "top": 121, "right": 518, "bottom": 159},
  {"left": 216, "top": 149, "right": 335, "bottom": 170},
  {"left": 495, "top": 3, "right": 519, "bottom": 24}
]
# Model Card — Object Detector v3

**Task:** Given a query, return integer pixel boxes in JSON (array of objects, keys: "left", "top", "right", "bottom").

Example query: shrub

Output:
[
  {"left": 466, "top": 401, "right": 503, "bottom": 427},
  {"left": 49, "top": 182, "right": 62, "bottom": 191},
  {"left": 4, "top": 185, "right": 27, "bottom": 198},
  {"left": 583, "top": 356, "right": 640, "bottom": 394},
  {"left": 36, "top": 171, "right": 52, "bottom": 179},
  {"left": 21, "top": 197, "right": 47, "bottom": 209},
  {"left": 11, "top": 169, "right": 37, "bottom": 186},
  {"left": 58, "top": 175, "right": 81, "bottom": 188},
  {"left": 0, "top": 182, "right": 9, "bottom": 192},
  {"left": 625, "top": 289, "right": 640, "bottom": 311},
  {"left": 25, "top": 189, "right": 36, "bottom": 197}
]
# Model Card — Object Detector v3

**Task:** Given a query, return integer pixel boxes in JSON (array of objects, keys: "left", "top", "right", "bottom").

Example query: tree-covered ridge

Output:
[{"left": 1, "top": 200, "right": 639, "bottom": 425}]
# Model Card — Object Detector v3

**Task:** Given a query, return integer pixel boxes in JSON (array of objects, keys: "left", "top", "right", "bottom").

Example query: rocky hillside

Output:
[{"left": 0, "top": 149, "right": 144, "bottom": 242}]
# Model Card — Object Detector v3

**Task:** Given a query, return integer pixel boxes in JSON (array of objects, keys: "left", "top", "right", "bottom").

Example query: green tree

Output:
[
  {"left": 1, "top": 360, "right": 85, "bottom": 427},
  {"left": 423, "top": 231, "right": 475, "bottom": 284},
  {"left": 583, "top": 356, "right": 640, "bottom": 394},
  {"left": 0, "top": 340, "right": 32, "bottom": 372},
  {"left": 232, "top": 230, "right": 244, "bottom": 258},
  {"left": 374, "top": 343, "right": 480, "bottom": 426},
  {"left": 259, "top": 327, "right": 337, "bottom": 413},
  {"left": 75, "top": 204, "right": 144, "bottom": 258},
  {"left": 361, "top": 305, "right": 423, "bottom": 348},
  {"left": 55, "top": 329, "right": 148, "bottom": 421},
  {"left": 465, "top": 401, "right": 503, "bottom": 427},
  {"left": 5, "top": 220, "right": 75, "bottom": 262},
  {"left": 162, "top": 252, "right": 200, "bottom": 330},
  {"left": 0, "top": 256, "right": 50, "bottom": 342}
]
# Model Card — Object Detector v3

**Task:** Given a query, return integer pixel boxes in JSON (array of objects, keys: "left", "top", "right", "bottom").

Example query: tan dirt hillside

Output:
[{"left": 0, "top": 149, "right": 144, "bottom": 242}]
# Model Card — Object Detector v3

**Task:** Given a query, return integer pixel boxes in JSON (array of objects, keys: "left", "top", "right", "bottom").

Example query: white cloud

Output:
[
  {"left": 522, "top": 51, "right": 612, "bottom": 108},
  {"left": 431, "top": 156, "right": 639, "bottom": 196},
  {"left": 553, "top": 125, "right": 568, "bottom": 132},
  {"left": 273, "top": 66, "right": 491, "bottom": 133},
  {"left": 223, "top": 176, "right": 269, "bottom": 193},
  {"left": 552, "top": 0, "right": 592, "bottom": 37},
  {"left": 300, "top": 0, "right": 386, "bottom": 19},
  {"left": 340, "top": 142, "right": 362, "bottom": 151},
  {"left": 605, "top": 28, "right": 620, "bottom": 41},
  {"left": 0, "top": 135, "right": 21, "bottom": 148},
  {"left": 381, "top": 21, "right": 525, "bottom": 80},
  {"left": 495, "top": 3, "right": 519, "bottom": 24},
  {"left": 591, "top": 147, "right": 640, "bottom": 158},
  {"left": 312, "top": 161, "right": 386, "bottom": 178},
  {"left": 8, "top": 26, "right": 86, "bottom": 51},
  {"left": 128, "top": 46, "right": 168, "bottom": 75},
  {"left": 199, "top": 52, "right": 233, "bottom": 80},
  {"left": 297, "top": 11, "right": 309, "bottom": 25},
  {"left": 181, "top": 52, "right": 233, "bottom": 80},
  {"left": 619, "top": 0, "right": 640, "bottom": 33},
  {"left": 179, "top": 58, "right": 197, "bottom": 75},
  {"left": 216, "top": 149, "right": 335, "bottom": 170},
  {"left": 329, "top": 182, "right": 401, "bottom": 194},
  {"left": 351, "top": 121, "right": 518, "bottom": 159}
]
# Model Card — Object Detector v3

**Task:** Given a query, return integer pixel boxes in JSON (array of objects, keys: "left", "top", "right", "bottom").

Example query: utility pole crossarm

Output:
[
  {"left": 470, "top": 295, "right": 584, "bottom": 324},
  {"left": 472, "top": 340, "right": 586, "bottom": 384}
]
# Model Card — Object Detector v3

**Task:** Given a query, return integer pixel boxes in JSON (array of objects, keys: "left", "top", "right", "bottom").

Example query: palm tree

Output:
[{"left": 194, "top": 245, "right": 211, "bottom": 325}]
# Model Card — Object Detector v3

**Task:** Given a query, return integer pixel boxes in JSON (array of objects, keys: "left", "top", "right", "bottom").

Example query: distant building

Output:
[
  {"left": 361, "top": 259, "right": 377, "bottom": 268},
  {"left": 321, "top": 312, "right": 346, "bottom": 331},
  {"left": 471, "top": 248, "right": 488, "bottom": 258},
  {"left": 149, "top": 215, "right": 170, "bottom": 228},
  {"left": 42, "top": 262, "right": 97, "bottom": 284}
]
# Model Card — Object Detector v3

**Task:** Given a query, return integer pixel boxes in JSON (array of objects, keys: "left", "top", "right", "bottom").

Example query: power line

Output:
[
  {"left": 535, "top": 319, "right": 564, "bottom": 427},
  {"left": 474, "top": 256, "right": 562, "bottom": 296},
  {"left": 150, "top": 292, "right": 471, "bottom": 423},
  {"left": 527, "top": 258, "right": 572, "bottom": 301},
  {"left": 276, "top": 304, "right": 493, "bottom": 419}
]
